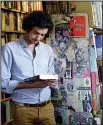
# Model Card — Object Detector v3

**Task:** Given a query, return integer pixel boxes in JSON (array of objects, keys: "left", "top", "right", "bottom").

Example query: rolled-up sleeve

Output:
[{"left": 1, "top": 45, "right": 19, "bottom": 94}]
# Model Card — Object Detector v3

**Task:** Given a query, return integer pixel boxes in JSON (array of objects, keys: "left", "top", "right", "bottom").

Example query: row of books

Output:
[
  {"left": 43, "top": 1, "right": 76, "bottom": 14},
  {"left": 1, "top": 33, "right": 22, "bottom": 47},
  {"left": 88, "top": 29, "right": 102, "bottom": 114},
  {"left": 1, "top": 10, "right": 25, "bottom": 32},
  {"left": 96, "top": 84, "right": 103, "bottom": 111},
  {"left": 89, "top": 29, "right": 102, "bottom": 59},
  {"left": 1, "top": 1, "right": 43, "bottom": 13},
  {"left": 74, "top": 1, "right": 102, "bottom": 28},
  {"left": 91, "top": 1, "right": 102, "bottom": 29}
]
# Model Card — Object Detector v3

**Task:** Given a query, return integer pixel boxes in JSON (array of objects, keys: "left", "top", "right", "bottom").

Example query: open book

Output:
[{"left": 24, "top": 74, "right": 58, "bottom": 83}]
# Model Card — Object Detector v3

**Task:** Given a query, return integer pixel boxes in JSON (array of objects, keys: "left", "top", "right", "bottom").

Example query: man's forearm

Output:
[{"left": 16, "top": 81, "right": 47, "bottom": 89}]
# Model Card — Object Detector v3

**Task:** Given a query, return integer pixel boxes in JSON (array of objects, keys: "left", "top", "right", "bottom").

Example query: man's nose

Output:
[{"left": 35, "top": 34, "right": 42, "bottom": 41}]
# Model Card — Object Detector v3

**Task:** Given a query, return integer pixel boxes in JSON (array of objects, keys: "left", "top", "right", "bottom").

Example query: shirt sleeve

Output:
[{"left": 1, "top": 45, "right": 19, "bottom": 94}]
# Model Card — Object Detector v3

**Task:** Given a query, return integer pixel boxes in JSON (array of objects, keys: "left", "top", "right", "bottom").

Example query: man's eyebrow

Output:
[{"left": 33, "top": 31, "right": 45, "bottom": 35}]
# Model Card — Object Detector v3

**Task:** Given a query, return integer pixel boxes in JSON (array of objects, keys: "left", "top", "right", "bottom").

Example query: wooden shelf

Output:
[
  {"left": 1, "top": 97, "right": 12, "bottom": 103},
  {"left": 97, "top": 58, "right": 102, "bottom": 66},
  {"left": 1, "top": 30, "right": 25, "bottom": 34},
  {"left": 97, "top": 57, "right": 102, "bottom": 60},
  {"left": 93, "top": 27, "right": 103, "bottom": 34},
  {"left": 1, "top": 7, "right": 29, "bottom": 14},
  {"left": 94, "top": 31, "right": 103, "bottom": 34},
  {"left": 3, "top": 119, "right": 13, "bottom": 125}
]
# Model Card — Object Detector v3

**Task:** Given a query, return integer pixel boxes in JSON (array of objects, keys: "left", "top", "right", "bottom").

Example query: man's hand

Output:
[
  {"left": 16, "top": 80, "right": 58, "bottom": 89},
  {"left": 45, "top": 80, "right": 58, "bottom": 87},
  {"left": 32, "top": 81, "right": 48, "bottom": 88}
]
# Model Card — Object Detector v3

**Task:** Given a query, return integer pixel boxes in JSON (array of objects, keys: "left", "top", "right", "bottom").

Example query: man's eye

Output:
[
  {"left": 33, "top": 32, "right": 45, "bottom": 36},
  {"left": 41, "top": 34, "right": 45, "bottom": 36}
]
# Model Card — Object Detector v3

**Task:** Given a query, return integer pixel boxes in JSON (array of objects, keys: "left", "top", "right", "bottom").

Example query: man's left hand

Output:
[{"left": 46, "top": 80, "right": 58, "bottom": 86}]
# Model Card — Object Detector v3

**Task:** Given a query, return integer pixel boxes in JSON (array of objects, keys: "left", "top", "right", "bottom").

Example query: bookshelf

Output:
[
  {"left": 1, "top": 7, "right": 29, "bottom": 14},
  {"left": 3, "top": 119, "right": 13, "bottom": 125},
  {"left": 1, "top": 93, "right": 13, "bottom": 125},
  {"left": 42, "top": 1, "right": 76, "bottom": 14},
  {"left": 1, "top": 1, "right": 43, "bottom": 45},
  {"left": 1, "top": 30, "right": 25, "bottom": 33},
  {"left": 1, "top": 1, "right": 43, "bottom": 125}
]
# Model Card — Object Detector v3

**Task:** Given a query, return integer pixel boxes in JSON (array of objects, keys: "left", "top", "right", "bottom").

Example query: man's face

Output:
[{"left": 27, "top": 27, "right": 48, "bottom": 44}]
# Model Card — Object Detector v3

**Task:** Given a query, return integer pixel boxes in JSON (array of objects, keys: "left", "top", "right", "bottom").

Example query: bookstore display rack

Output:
[{"left": 43, "top": 1, "right": 103, "bottom": 124}]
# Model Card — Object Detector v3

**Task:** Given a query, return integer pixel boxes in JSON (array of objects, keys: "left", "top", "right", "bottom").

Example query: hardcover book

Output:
[
  {"left": 24, "top": 74, "right": 58, "bottom": 82},
  {"left": 70, "top": 13, "right": 89, "bottom": 38}
]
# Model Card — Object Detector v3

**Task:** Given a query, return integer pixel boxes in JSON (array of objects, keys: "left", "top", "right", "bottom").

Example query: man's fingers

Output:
[{"left": 47, "top": 81, "right": 57, "bottom": 86}]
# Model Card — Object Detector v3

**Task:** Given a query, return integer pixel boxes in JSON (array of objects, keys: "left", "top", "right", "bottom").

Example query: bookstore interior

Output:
[{"left": 1, "top": 1, "right": 103, "bottom": 125}]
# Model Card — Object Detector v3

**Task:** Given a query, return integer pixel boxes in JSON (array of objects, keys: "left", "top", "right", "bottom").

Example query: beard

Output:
[
  {"left": 30, "top": 40, "right": 39, "bottom": 46},
  {"left": 30, "top": 39, "right": 39, "bottom": 44}
]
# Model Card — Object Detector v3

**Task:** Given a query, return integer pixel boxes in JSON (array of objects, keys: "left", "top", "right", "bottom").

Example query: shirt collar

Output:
[{"left": 19, "top": 36, "right": 40, "bottom": 48}]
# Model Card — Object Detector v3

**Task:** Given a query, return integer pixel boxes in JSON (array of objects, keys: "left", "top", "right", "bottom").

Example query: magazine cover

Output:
[
  {"left": 70, "top": 13, "right": 89, "bottom": 38},
  {"left": 67, "top": 111, "right": 93, "bottom": 125},
  {"left": 68, "top": 38, "right": 90, "bottom": 78},
  {"left": 66, "top": 78, "right": 92, "bottom": 113}
]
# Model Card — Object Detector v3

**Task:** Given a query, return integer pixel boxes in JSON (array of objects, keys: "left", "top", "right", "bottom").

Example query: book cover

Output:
[
  {"left": 96, "top": 85, "right": 101, "bottom": 111},
  {"left": 100, "top": 84, "right": 103, "bottom": 107},
  {"left": 90, "top": 72, "right": 97, "bottom": 115},
  {"left": 69, "top": 13, "right": 89, "bottom": 38},
  {"left": 71, "top": 38, "right": 90, "bottom": 78},
  {"left": 67, "top": 111, "right": 93, "bottom": 125},
  {"left": 66, "top": 78, "right": 92, "bottom": 113},
  {"left": 89, "top": 46, "right": 98, "bottom": 72},
  {"left": 24, "top": 74, "right": 58, "bottom": 83},
  {"left": 95, "top": 35, "right": 102, "bottom": 58}
]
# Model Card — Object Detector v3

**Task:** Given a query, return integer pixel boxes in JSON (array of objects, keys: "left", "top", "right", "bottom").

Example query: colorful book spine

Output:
[
  {"left": 95, "top": 35, "right": 102, "bottom": 58},
  {"left": 89, "top": 46, "right": 98, "bottom": 115}
]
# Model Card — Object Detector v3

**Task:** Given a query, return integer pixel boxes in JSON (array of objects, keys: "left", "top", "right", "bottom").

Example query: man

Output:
[{"left": 1, "top": 11, "right": 57, "bottom": 125}]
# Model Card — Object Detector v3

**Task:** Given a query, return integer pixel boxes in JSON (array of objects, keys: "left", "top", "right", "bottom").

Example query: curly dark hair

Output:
[{"left": 22, "top": 11, "right": 54, "bottom": 33}]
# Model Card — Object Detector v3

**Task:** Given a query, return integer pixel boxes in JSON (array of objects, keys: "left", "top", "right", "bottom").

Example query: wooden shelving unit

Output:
[
  {"left": 1, "top": 7, "right": 29, "bottom": 14},
  {"left": 1, "top": 93, "right": 12, "bottom": 125},
  {"left": 1, "top": 97, "right": 12, "bottom": 103},
  {"left": 1, "top": 30, "right": 25, "bottom": 34},
  {"left": 3, "top": 119, "right": 13, "bottom": 125}
]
